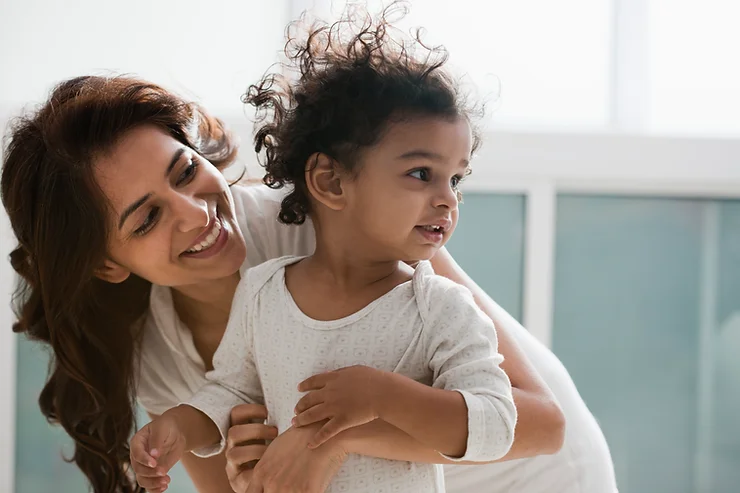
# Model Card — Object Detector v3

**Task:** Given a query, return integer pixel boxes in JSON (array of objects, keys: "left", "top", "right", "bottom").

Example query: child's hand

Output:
[
  {"left": 292, "top": 365, "right": 386, "bottom": 448},
  {"left": 130, "top": 414, "right": 187, "bottom": 492}
]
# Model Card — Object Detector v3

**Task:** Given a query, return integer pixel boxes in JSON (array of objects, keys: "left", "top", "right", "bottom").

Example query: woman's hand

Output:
[
  {"left": 224, "top": 404, "right": 278, "bottom": 493},
  {"left": 225, "top": 402, "right": 348, "bottom": 493},
  {"left": 244, "top": 424, "right": 348, "bottom": 493}
]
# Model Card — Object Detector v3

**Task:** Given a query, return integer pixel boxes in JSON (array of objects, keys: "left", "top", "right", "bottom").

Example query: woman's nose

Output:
[{"left": 172, "top": 193, "right": 210, "bottom": 233}]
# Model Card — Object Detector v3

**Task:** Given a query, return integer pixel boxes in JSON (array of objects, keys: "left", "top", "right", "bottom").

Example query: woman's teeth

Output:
[
  {"left": 422, "top": 225, "right": 443, "bottom": 232},
  {"left": 186, "top": 219, "right": 222, "bottom": 253}
]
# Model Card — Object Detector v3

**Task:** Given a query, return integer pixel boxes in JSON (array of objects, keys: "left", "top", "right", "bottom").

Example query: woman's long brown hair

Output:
[{"left": 1, "top": 75, "right": 238, "bottom": 492}]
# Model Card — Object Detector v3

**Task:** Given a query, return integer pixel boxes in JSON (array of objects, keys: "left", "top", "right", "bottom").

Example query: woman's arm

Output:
[{"left": 429, "top": 247, "right": 566, "bottom": 457}]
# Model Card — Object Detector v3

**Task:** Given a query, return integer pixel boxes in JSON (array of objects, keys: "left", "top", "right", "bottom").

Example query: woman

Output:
[{"left": 2, "top": 74, "right": 614, "bottom": 493}]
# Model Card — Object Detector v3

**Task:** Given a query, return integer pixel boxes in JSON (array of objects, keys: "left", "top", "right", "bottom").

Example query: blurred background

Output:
[{"left": 1, "top": 0, "right": 739, "bottom": 492}]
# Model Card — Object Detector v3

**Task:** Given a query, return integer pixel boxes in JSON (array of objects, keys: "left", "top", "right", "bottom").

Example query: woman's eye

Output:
[
  {"left": 408, "top": 168, "right": 430, "bottom": 181},
  {"left": 134, "top": 207, "right": 160, "bottom": 236},
  {"left": 176, "top": 158, "right": 199, "bottom": 186}
]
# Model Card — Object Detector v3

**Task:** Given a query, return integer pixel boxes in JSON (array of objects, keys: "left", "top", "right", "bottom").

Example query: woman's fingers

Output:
[
  {"left": 226, "top": 443, "right": 269, "bottom": 467},
  {"left": 227, "top": 423, "right": 278, "bottom": 449},
  {"left": 227, "top": 467, "right": 256, "bottom": 493},
  {"left": 230, "top": 404, "right": 268, "bottom": 425}
]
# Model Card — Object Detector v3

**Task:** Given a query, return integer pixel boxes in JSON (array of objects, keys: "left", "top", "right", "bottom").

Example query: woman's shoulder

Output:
[
  {"left": 231, "top": 183, "right": 316, "bottom": 268},
  {"left": 231, "top": 181, "right": 285, "bottom": 217}
]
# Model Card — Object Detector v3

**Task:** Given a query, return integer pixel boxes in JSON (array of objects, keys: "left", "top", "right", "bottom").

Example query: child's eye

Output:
[
  {"left": 408, "top": 168, "right": 430, "bottom": 181},
  {"left": 451, "top": 175, "right": 461, "bottom": 188}
]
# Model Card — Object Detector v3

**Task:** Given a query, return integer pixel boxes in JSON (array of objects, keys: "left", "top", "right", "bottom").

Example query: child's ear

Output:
[
  {"left": 94, "top": 259, "right": 131, "bottom": 284},
  {"left": 305, "top": 152, "right": 347, "bottom": 212}
]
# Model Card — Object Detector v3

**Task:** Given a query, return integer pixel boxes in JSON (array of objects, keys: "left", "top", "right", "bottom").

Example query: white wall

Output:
[
  {"left": 0, "top": 0, "right": 289, "bottom": 116},
  {"left": 0, "top": 1, "right": 291, "bottom": 490}
]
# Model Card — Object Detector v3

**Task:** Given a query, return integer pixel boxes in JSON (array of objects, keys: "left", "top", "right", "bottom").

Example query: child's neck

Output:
[
  {"left": 307, "top": 245, "right": 401, "bottom": 290},
  {"left": 285, "top": 236, "right": 414, "bottom": 321}
]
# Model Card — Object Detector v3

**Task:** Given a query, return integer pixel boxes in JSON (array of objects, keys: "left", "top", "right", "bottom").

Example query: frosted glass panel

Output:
[
  {"left": 15, "top": 338, "right": 198, "bottom": 493},
  {"left": 552, "top": 195, "right": 740, "bottom": 493},
  {"left": 710, "top": 201, "right": 740, "bottom": 491},
  {"left": 445, "top": 193, "right": 525, "bottom": 321}
]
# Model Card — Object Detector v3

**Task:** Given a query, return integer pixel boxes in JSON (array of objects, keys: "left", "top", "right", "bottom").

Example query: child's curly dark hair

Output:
[{"left": 245, "top": 2, "right": 482, "bottom": 225}]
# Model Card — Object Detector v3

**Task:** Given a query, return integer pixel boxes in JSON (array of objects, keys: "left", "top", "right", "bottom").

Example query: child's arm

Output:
[
  {"left": 292, "top": 279, "right": 516, "bottom": 460},
  {"left": 430, "top": 247, "right": 565, "bottom": 456},
  {"left": 292, "top": 365, "right": 472, "bottom": 456},
  {"left": 408, "top": 279, "right": 517, "bottom": 461}
]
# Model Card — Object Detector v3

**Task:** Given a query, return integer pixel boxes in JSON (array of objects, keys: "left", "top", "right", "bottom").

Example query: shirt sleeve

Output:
[
  {"left": 185, "top": 276, "right": 264, "bottom": 458},
  {"left": 136, "top": 359, "right": 182, "bottom": 417},
  {"left": 420, "top": 277, "right": 517, "bottom": 462}
]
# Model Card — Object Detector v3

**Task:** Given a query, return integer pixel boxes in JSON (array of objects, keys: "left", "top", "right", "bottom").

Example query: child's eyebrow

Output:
[
  {"left": 397, "top": 150, "right": 444, "bottom": 161},
  {"left": 397, "top": 150, "right": 471, "bottom": 168}
]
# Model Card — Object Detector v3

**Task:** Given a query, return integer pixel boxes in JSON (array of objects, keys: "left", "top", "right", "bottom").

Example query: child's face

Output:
[{"left": 342, "top": 115, "right": 473, "bottom": 262}]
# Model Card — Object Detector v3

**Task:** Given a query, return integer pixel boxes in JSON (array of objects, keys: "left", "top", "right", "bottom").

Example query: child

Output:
[{"left": 130, "top": 8, "right": 516, "bottom": 493}]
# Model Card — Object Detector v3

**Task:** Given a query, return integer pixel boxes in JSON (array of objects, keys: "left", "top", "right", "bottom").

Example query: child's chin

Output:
[{"left": 405, "top": 246, "right": 441, "bottom": 263}]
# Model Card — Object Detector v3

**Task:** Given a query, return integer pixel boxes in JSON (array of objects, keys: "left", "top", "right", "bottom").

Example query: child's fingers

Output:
[
  {"left": 131, "top": 428, "right": 158, "bottom": 468},
  {"left": 148, "top": 424, "right": 183, "bottom": 471},
  {"left": 291, "top": 404, "right": 330, "bottom": 428},
  {"left": 152, "top": 447, "right": 182, "bottom": 473},
  {"left": 136, "top": 473, "right": 170, "bottom": 491},
  {"left": 297, "top": 371, "right": 333, "bottom": 392},
  {"left": 132, "top": 463, "right": 166, "bottom": 479},
  {"left": 294, "top": 390, "right": 325, "bottom": 414},
  {"left": 131, "top": 450, "right": 158, "bottom": 470},
  {"left": 307, "top": 418, "right": 347, "bottom": 448}
]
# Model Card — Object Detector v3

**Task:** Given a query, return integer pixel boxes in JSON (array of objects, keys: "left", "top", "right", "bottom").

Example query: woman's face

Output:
[{"left": 94, "top": 125, "right": 247, "bottom": 287}]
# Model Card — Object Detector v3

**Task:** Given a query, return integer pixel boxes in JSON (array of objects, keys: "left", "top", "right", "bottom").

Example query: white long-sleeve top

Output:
[{"left": 186, "top": 255, "right": 516, "bottom": 493}]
